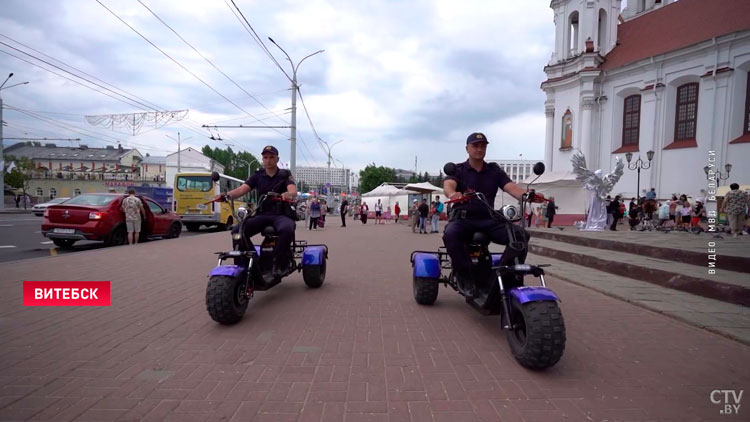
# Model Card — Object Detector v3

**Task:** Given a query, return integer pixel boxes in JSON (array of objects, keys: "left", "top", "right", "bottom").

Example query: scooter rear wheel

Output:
[
  {"left": 506, "top": 297, "right": 565, "bottom": 370},
  {"left": 206, "top": 275, "right": 249, "bottom": 325}
]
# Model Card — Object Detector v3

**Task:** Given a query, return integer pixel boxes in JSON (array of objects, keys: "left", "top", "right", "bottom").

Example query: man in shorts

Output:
[{"left": 121, "top": 189, "right": 145, "bottom": 245}]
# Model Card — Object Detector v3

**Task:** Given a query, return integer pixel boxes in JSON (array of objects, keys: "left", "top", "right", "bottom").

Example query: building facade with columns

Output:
[{"left": 542, "top": 0, "right": 750, "bottom": 202}]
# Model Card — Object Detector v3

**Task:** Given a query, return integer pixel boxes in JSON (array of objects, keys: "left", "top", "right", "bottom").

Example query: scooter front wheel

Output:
[
  {"left": 506, "top": 296, "right": 565, "bottom": 370},
  {"left": 206, "top": 275, "right": 249, "bottom": 325}
]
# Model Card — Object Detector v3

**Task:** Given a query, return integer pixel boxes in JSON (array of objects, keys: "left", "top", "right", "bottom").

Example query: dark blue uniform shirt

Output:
[
  {"left": 444, "top": 160, "right": 512, "bottom": 218},
  {"left": 245, "top": 168, "right": 295, "bottom": 214}
]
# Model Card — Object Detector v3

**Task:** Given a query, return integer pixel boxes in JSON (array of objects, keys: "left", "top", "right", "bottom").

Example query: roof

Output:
[
  {"left": 601, "top": 0, "right": 750, "bottom": 71},
  {"left": 4, "top": 143, "right": 133, "bottom": 161},
  {"left": 141, "top": 155, "right": 166, "bottom": 165}
]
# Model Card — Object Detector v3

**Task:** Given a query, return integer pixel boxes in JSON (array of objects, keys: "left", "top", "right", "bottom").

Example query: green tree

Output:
[
  {"left": 358, "top": 163, "right": 396, "bottom": 194},
  {"left": 201, "top": 145, "right": 260, "bottom": 180},
  {"left": 3, "top": 155, "right": 34, "bottom": 209}
]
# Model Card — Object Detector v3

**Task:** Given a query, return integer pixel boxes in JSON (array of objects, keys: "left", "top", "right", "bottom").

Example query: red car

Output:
[{"left": 42, "top": 193, "right": 182, "bottom": 248}]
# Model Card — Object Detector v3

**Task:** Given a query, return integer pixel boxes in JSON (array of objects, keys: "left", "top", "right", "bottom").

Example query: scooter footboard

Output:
[
  {"left": 412, "top": 253, "right": 441, "bottom": 278},
  {"left": 509, "top": 286, "right": 560, "bottom": 304}
]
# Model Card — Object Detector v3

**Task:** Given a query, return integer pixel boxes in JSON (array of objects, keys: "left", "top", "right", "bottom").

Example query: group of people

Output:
[{"left": 408, "top": 196, "right": 444, "bottom": 234}]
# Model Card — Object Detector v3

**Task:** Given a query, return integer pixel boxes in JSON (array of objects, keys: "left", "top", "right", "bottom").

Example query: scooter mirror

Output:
[
  {"left": 210, "top": 171, "right": 220, "bottom": 182},
  {"left": 443, "top": 162, "right": 457, "bottom": 176},
  {"left": 533, "top": 162, "right": 545, "bottom": 176}
]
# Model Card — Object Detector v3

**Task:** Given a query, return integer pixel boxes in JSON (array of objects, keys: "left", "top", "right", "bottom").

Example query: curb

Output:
[
  {"left": 540, "top": 266, "right": 750, "bottom": 346},
  {"left": 529, "top": 243, "right": 750, "bottom": 307}
]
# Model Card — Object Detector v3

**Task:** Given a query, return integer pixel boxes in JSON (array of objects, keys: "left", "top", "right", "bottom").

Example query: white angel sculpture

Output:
[{"left": 571, "top": 152, "right": 624, "bottom": 231}]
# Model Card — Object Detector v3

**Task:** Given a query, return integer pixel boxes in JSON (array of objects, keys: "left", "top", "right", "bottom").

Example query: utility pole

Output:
[
  {"left": 0, "top": 72, "right": 29, "bottom": 212},
  {"left": 167, "top": 132, "right": 191, "bottom": 173}
]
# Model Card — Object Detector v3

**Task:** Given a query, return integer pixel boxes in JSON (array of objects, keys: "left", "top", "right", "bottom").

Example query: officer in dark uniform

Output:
[
  {"left": 217, "top": 145, "right": 298, "bottom": 276},
  {"left": 443, "top": 133, "right": 530, "bottom": 297}
]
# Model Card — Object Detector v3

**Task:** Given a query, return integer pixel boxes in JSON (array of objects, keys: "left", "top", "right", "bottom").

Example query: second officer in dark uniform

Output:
[
  {"left": 443, "top": 133, "right": 530, "bottom": 297},
  {"left": 218, "top": 145, "right": 298, "bottom": 277}
]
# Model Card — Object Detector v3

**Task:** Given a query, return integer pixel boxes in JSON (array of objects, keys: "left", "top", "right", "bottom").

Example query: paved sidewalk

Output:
[{"left": 1, "top": 221, "right": 748, "bottom": 421}]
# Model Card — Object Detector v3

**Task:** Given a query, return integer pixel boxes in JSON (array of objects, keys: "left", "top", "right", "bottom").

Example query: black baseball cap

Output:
[
  {"left": 466, "top": 132, "right": 489, "bottom": 145},
  {"left": 261, "top": 145, "right": 279, "bottom": 155}
]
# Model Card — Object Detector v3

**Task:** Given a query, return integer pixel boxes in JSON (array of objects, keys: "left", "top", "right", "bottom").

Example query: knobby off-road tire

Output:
[
  {"left": 303, "top": 260, "right": 326, "bottom": 288},
  {"left": 413, "top": 277, "right": 439, "bottom": 305},
  {"left": 206, "top": 275, "right": 249, "bottom": 325},
  {"left": 506, "top": 297, "right": 565, "bottom": 370},
  {"left": 52, "top": 239, "right": 76, "bottom": 248}
]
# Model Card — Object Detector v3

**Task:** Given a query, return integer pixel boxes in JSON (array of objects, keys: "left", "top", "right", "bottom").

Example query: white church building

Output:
[{"left": 541, "top": 0, "right": 750, "bottom": 220}]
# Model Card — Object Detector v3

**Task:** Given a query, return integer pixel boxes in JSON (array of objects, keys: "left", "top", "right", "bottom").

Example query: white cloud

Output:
[{"left": 1, "top": 0, "right": 555, "bottom": 173}]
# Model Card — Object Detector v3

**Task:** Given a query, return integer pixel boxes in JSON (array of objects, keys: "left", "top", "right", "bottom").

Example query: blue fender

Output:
[
  {"left": 302, "top": 246, "right": 326, "bottom": 266},
  {"left": 491, "top": 253, "right": 502, "bottom": 267},
  {"left": 509, "top": 286, "right": 560, "bottom": 304},
  {"left": 413, "top": 253, "right": 441, "bottom": 278},
  {"left": 208, "top": 265, "right": 243, "bottom": 278}
]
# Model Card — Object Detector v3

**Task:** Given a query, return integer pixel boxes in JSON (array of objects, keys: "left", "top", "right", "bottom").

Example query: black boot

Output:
[{"left": 455, "top": 271, "right": 476, "bottom": 299}]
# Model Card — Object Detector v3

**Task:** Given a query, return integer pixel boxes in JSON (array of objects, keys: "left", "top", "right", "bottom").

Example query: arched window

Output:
[
  {"left": 597, "top": 9, "right": 607, "bottom": 52},
  {"left": 622, "top": 95, "right": 641, "bottom": 146},
  {"left": 674, "top": 83, "right": 699, "bottom": 141},
  {"left": 568, "top": 12, "right": 579, "bottom": 57},
  {"left": 36, "top": 187, "right": 44, "bottom": 197},
  {"left": 561, "top": 110, "right": 573, "bottom": 149},
  {"left": 49, "top": 188, "right": 57, "bottom": 199}
]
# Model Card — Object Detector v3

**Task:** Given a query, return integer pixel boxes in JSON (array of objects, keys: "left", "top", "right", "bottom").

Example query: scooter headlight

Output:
[
  {"left": 236, "top": 207, "right": 248, "bottom": 221},
  {"left": 501, "top": 205, "right": 521, "bottom": 221}
]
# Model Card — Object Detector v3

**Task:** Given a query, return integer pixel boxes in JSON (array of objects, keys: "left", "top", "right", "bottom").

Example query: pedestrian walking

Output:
[
  {"left": 394, "top": 201, "right": 401, "bottom": 224},
  {"left": 374, "top": 199, "right": 384, "bottom": 224},
  {"left": 121, "top": 189, "right": 145, "bottom": 245},
  {"left": 679, "top": 196, "right": 691, "bottom": 231},
  {"left": 14, "top": 194, "right": 20, "bottom": 208},
  {"left": 384, "top": 206, "right": 392, "bottom": 224},
  {"left": 309, "top": 197, "right": 321, "bottom": 230},
  {"left": 431, "top": 195, "right": 443, "bottom": 233},
  {"left": 418, "top": 198, "right": 429, "bottom": 234},
  {"left": 721, "top": 183, "right": 749, "bottom": 238},
  {"left": 360, "top": 201, "right": 369, "bottom": 224},
  {"left": 546, "top": 196, "right": 558, "bottom": 228},
  {"left": 320, "top": 200, "right": 327, "bottom": 228},
  {"left": 340, "top": 197, "right": 349, "bottom": 227},
  {"left": 410, "top": 199, "right": 419, "bottom": 232}
]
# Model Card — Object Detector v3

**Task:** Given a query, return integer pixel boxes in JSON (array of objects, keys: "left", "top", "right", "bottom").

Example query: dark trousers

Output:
[
  {"left": 309, "top": 216, "right": 318, "bottom": 230},
  {"left": 610, "top": 216, "right": 620, "bottom": 230},
  {"left": 244, "top": 214, "right": 295, "bottom": 266},
  {"left": 546, "top": 215, "right": 554, "bottom": 228},
  {"left": 341, "top": 213, "right": 346, "bottom": 227},
  {"left": 443, "top": 218, "right": 529, "bottom": 275}
]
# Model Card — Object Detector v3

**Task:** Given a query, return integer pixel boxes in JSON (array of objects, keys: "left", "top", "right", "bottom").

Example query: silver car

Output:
[{"left": 32, "top": 197, "right": 71, "bottom": 216}]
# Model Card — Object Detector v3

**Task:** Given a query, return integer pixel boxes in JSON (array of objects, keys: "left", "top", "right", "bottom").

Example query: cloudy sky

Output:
[{"left": 1, "top": 0, "right": 556, "bottom": 178}]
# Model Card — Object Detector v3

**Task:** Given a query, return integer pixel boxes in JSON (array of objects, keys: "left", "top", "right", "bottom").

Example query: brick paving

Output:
[{"left": 1, "top": 220, "right": 749, "bottom": 421}]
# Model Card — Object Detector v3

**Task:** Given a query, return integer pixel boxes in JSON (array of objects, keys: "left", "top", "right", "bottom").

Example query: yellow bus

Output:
[{"left": 174, "top": 172, "right": 248, "bottom": 231}]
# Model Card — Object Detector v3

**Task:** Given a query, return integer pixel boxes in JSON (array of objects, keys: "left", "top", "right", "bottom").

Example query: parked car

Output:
[
  {"left": 32, "top": 197, "right": 71, "bottom": 216},
  {"left": 41, "top": 193, "right": 182, "bottom": 248}
]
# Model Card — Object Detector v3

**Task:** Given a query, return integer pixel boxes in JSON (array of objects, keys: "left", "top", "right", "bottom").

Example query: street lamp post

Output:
[
  {"left": 334, "top": 158, "right": 347, "bottom": 195},
  {"left": 703, "top": 163, "right": 732, "bottom": 186},
  {"left": 625, "top": 150, "right": 654, "bottom": 199},
  {"left": 236, "top": 157, "right": 260, "bottom": 181},
  {"left": 1, "top": 73, "right": 30, "bottom": 212},
  {"left": 267, "top": 38, "right": 324, "bottom": 181},
  {"left": 320, "top": 139, "right": 343, "bottom": 203}
]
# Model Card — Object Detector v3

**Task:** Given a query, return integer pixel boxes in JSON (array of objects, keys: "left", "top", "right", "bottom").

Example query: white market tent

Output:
[
  {"left": 494, "top": 171, "right": 588, "bottom": 217},
  {"left": 360, "top": 183, "right": 415, "bottom": 216},
  {"left": 403, "top": 182, "right": 444, "bottom": 195}
]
